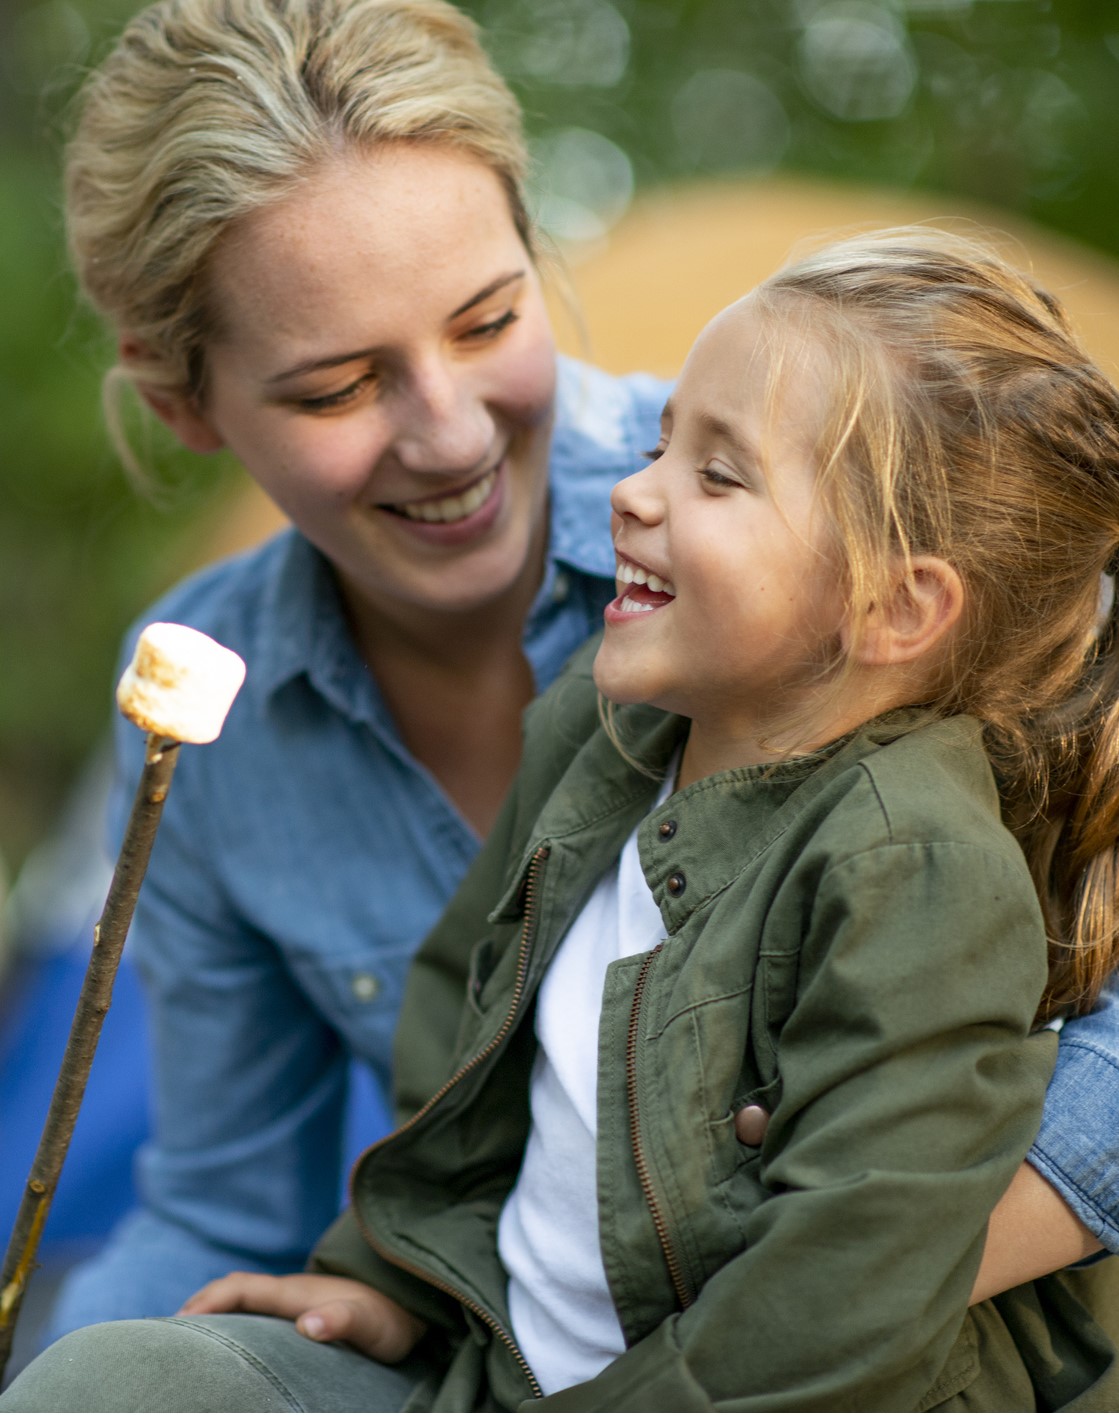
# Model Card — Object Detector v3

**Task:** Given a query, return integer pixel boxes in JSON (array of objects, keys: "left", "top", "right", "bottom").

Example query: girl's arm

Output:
[
  {"left": 735, "top": 1120, "right": 1106, "bottom": 1303},
  {"left": 737, "top": 977, "right": 1119, "bottom": 1301},
  {"left": 179, "top": 1271, "right": 427, "bottom": 1362}
]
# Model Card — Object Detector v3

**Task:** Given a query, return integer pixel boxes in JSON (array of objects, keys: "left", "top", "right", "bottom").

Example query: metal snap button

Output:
[
  {"left": 351, "top": 972, "right": 380, "bottom": 1002},
  {"left": 667, "top": 871, "right": 686, "bottom": 897},
  {"left": 658, "top": 819, "right": 677, "bottom": 841}
]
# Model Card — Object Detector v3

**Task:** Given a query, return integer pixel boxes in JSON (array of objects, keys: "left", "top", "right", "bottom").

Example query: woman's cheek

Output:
[{"left": 500, "top": 313, "right": 558, "bottom": 429}]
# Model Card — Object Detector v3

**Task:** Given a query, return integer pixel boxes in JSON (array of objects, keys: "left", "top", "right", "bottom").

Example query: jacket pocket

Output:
[
  {"left": 918, "top": 1301, "right": 1038, "bottom": 1412},
  {"left": 919, "top": 1311, "right": 980, "bottom": 1411},
  {"left": 464, "top": 937, "right": 498, "bottom": 1018}
]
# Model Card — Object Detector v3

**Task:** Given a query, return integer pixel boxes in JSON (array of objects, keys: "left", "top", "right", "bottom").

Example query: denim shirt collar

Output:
[
  {"left": 547, "top": 355, "right": 660, "bottom": 581},
  {"left": 249, "top": 529, "right": 381, "bottom": 729}
]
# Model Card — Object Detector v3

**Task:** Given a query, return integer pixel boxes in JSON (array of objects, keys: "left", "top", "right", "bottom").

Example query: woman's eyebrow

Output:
[
  {"left": 265, "top": 270, "right": 527, "bottom": 385},
  {"left": 449, "top": 269, "right": 525, "bottom": 319},
  {"left": 266, "top": 347, "right": 379, "bottom": 383}
]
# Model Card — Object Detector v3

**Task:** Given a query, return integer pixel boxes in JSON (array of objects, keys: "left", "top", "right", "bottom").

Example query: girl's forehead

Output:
[{"left": 676, "top": 292, "right": 830, "bottom": 424}]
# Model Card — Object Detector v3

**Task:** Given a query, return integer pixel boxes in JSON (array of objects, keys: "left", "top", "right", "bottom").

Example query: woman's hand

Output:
[{"left": 178, "top": 1272, "right": 428, "bottom": 1363}]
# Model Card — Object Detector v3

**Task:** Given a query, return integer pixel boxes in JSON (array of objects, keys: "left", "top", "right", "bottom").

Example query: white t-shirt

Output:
[{"left": 497, "top": 769, "right": 675, "bottom": 1396}]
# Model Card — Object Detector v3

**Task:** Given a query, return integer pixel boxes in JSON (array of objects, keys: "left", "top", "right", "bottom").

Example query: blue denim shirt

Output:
[
  {"left": 47, "top": 356, "right": 1119, "bottom": 1338},
  {"left": 46, "top": 358, "right": 670, "bottom": 1334}
]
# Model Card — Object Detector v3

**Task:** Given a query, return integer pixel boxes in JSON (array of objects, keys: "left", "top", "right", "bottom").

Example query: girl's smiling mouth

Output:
[{"left": 610, "top": 555, "right": 677, "bottom": 615}]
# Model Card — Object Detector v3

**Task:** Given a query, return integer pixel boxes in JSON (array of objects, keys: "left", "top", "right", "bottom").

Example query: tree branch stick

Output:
[{"left": 0, "top": 734, "right": 181, "bottom": 1383}]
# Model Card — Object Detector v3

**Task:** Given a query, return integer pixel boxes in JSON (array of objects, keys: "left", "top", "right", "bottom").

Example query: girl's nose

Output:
[
  {"left": 393, "top": 359, "right": 495, "bottom": 475},
  {"left": 611, "top": 461, "right": 665, "bottom": 523}
]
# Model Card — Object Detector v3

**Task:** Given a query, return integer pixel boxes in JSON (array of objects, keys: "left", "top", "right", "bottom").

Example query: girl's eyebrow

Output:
[
  {"left": 697, "top": 410, "right": 755, "bottom": 458},
  {"left": 265, "top": 270, "right": 526, "bottom": 384},
  {"left": 664, "top": 397, "right": 757, "bottom": 461}
]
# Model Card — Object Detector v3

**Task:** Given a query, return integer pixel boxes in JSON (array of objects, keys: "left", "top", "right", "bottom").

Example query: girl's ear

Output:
[
  {"left": 846, "top": 555, "right": 964, "bottom": 668},
  {"left": 119, "top": 335, "right": 225, "bottom": 455}
]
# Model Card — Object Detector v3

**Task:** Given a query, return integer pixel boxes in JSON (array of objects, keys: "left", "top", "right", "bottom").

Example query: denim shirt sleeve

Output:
[{"left": 1030, "top": 973, "right": 1119, "bottom": 1252}]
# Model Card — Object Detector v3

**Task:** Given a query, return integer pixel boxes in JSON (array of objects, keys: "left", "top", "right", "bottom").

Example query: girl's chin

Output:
[{"left": 592, "top": 644, "right": 647, "bottom": 706}]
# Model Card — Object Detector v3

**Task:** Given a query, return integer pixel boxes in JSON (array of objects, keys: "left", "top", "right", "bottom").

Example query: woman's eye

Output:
[
  {"left": 296, "top": 376, "right": 371, "bottom": 412},
  {"left": 641, "top": 447, "right": 666, "bottom": 462},
  {"left": 466, "top": 309, "right": 519, "bottom": 341}
]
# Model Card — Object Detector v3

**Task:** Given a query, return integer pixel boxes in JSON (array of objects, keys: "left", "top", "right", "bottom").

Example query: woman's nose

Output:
[
  {"left": 392, "top": 361, "right": 494, "bottom": 475},
  {"left": 611, "top": 461, "right": 665, "bottom": 523}
]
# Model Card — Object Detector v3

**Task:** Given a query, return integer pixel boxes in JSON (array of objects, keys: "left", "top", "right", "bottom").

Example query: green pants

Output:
[{"left": 0, "top": 1314, "right": 435, "bottom": 1413}]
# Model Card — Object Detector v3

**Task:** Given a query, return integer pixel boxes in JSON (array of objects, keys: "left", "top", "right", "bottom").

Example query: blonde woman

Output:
[{"left": 25, "top": 0, "right": 1117, "bottom": 1374}]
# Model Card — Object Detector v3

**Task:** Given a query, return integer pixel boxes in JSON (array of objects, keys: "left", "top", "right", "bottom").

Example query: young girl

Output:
[{"left": 10, "top": 230, "right": 1119, "bottom": 1411}]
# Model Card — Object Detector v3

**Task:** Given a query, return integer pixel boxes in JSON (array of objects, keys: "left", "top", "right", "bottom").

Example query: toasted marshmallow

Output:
[{"left": 116, "top": 623, "right": 246, "bottom": 743}]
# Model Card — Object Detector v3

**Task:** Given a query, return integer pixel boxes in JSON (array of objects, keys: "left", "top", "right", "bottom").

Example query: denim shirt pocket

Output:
[{"left": 289, "top": 939, "right": 419, "bottom": 1067}]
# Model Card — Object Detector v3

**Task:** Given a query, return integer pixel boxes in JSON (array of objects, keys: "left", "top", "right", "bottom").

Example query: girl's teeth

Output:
[
  {"left": 615, "top": 558, "right": 677, "bottom": 597},
  {"left": 398, "top": 470, "right": 496, "bottom": 523}
]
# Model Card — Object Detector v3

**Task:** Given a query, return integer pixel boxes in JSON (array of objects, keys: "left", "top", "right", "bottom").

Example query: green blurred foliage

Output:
[{"left": 1, "top": 0, "right": 1118, "bottom": 868}]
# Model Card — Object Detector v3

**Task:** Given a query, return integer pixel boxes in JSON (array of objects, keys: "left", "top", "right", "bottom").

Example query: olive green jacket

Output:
[{"left": 313, "top": 647, "right": 1119, "bottom": 1410}]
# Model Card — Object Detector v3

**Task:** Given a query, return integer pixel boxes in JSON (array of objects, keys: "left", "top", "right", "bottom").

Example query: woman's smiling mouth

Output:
[{"left": 387, "top": 467, "right": 499, "bottom": 524}]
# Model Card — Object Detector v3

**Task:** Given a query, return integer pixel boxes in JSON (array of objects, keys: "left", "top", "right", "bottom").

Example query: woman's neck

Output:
[{"left": 334, "top": 536, "right": 547, "bottom": 837}]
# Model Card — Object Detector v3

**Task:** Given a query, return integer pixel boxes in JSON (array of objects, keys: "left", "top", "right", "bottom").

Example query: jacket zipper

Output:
[
  {"left": 352, "top": 844, "right": 550, "bottom": 1402},
  {"left": 626, "top": 942, "right": 694, "bottom": 1310}
]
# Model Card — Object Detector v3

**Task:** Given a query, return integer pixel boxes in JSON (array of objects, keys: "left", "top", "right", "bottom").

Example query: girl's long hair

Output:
[{"left": 758, "top": 228, "right": 1119, "bottom": 1020}]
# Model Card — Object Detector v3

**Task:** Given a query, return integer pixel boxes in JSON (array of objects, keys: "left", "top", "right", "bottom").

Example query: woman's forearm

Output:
[{"left": 970, "top": 1161, "right": 1103, "bottom": 1304}]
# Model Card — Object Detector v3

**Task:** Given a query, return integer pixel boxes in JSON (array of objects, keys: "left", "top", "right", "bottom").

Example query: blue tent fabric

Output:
[
  {"left": 0, "top": 946, "right": 149, "bottom": 1248},
  {"left": 1, "top": 945, "right": 392, "bottom": 1255}
]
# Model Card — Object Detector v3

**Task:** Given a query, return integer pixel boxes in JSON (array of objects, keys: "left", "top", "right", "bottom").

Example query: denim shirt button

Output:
[
  {"left": 667, "top": 871, "right": 687, "bottom": 897},
  {"left": 351, "top": 972, "right": 380, "bottom": 1002},
  {"left": 658, "top": 819, "right": 677, "bottom": 841},
  {"left": 552, "top": 571, "right": 571, "bottom": 604}
]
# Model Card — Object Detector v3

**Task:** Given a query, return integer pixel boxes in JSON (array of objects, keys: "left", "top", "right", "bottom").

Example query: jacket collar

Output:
[{"left": 491, "top": 694, "right": 941, "bottom": 930}]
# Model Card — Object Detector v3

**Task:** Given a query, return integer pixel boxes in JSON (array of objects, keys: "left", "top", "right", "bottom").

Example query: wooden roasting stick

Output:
[{"left": 0, "top": 624, "right": 245, "bottom": 1383}]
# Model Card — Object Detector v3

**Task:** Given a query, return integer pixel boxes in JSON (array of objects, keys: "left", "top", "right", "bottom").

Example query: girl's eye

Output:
[
  {"left": 295, "top": 375, "right": 373, "bottom": 412},
  {"left": 699, "top": 467, "right": 739, "bottom": 490},
  {"left": 642, "top": 447, "right": 665, "bottom": 462},
  {"left": 465, "top": 309, "right": 519, "bottom": 341}
]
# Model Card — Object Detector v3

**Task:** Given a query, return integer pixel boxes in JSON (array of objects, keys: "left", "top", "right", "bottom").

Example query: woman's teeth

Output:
[
  {"left": 395, "top": 468, "right": 497, "bottom": 523},
  {"left": 615, "top": 557, "right": 676, "bottom": 598}
]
